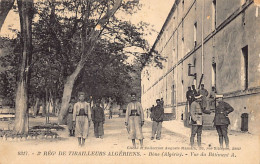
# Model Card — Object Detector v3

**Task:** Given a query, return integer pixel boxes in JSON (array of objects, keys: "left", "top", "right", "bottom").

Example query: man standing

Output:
[
  {"left": 213, "top": 95, "right": 234, "bottom": 148},
  {"left": 186, "top": 86, "right": 193, "bottom": 107},
  {"left": 109, "top": 106, "right": 113, "bottom": 119},
  {"left": 190, "top": 95, "right": 211, "bottom": 147},
  {"left": 209, "top": 86, "right": 217, "bottom": 110},
  {"left": 125, "top": 92, "right": 144, "bottom": 148},
  {"left": 92, "top": 99, "right": 105, "bottom": 139},
  {"left": 198, "top": 84, "right": 209, "bottom": 111},
  {"left": 151, "top": 99, "right": 164, "bottom": 140},
  {"left": 150, "top": 105, "right": 154, "bottom": 120},
  {"left": 160, "top": 98, "right": 164, "bottom": 107},
  {"left": 67, "top": 97, "right": 76, "bottom": 137},
  {"left": 73, "top": 92, "right": 91, "bottom": 147},
  {"left": 191, "top": 85, "right": 197, "bottom": 102}
]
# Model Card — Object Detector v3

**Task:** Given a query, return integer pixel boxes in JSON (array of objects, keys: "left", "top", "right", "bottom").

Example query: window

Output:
[
  {"left": 194, "top": 22, "right": 197, "bottom": 47},
  {"left": 182, "top": 0, "right": 184, "bottom": 11},
  {"left": 212, "top": 0, "right": 216, "bottom": 30},
  {"left": 171, "top": 85, "right": 175, "bottom": 105},
  {"left": 241, "top": 45, "right": 249, "bottom": 90},
  {"left": 212, "top": 63, "right": 216, "bottom": 87}
]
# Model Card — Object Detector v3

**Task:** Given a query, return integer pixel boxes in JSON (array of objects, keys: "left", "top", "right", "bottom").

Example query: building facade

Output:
[{"left": 141, "top": 0, "right": 260, "bottom": 134}]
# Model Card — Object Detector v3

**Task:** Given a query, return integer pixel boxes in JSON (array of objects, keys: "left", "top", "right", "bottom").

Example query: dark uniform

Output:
[
  {"left": 92, "top": 105, "right": 105, "bottom": 138},
  {"left": 67, "top": 101, "right": 75, "bottom": 136},
  {"left": 186, "top": 88, "right": 194, "bottom": 106},
  {"left": 150, "top": 101, "right": 164, "bottom": 140},
  {"left": 213, "top": 100, "right": 234, "bottom": 148},
  {"left": 191, "top": 85, "right": 198, "bottom": 102}
]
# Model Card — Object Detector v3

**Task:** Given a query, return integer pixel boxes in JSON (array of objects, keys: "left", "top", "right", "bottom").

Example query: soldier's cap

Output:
[
  {"left": 215, "top": 94, "right": 223, "bottom": 99},
  {"left": 156, "top": 99, "right": 160, "bottom": 102},
  {"left": 195, "top": 95, "right": 202, "bottom": 99}
]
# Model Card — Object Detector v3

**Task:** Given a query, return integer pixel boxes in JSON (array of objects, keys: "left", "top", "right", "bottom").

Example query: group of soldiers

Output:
[
  {"left": 66, "top": 92, "right": 105, "bottom": 147},
  {"left": 66, "top": 87, "right": 234, "bottom": 149},
  {"left": 186, "top": 84, "right": 234, "bottom": 148}
]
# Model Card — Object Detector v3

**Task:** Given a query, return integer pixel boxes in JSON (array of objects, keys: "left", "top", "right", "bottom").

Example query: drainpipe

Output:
[
  {"left": 201, "top": 0, "right": 205, "bottom": 81},
  {"left": 175, "top": 4, "right": 179, "bottom": 119}
]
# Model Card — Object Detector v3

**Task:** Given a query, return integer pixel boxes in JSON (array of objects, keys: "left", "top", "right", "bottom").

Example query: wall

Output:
[{"left": 141, "top": 0, "right": 260, "bottom": 133}]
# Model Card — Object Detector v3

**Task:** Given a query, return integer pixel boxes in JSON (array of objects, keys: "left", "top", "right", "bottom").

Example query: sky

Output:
[{"left": 0, "top": 0, "right": 175, "bottom": 46}]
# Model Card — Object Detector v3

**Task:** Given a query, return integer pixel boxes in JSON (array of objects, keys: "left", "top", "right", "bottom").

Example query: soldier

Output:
[
  {"left": 198, "top": 84, "right": 209, "bottom": 111},
  {"left": 150, "top": 105, "right": 154, "bottom": 120},
  {"left": 108, "top": 106, "right": 113, "bottom": 119},
  {"left": 191, "top": 85, "right": 198, "bottom": 102},
  {"left": 186, "top": 86, "right": 193, "bottom": 107},
  {"left": 190, "top": 95, "right": 211, "bottom": 147},
  {"left": 67, "top": 97, "right": 76, "bottom": 137},
  {"left": 73, "top": 92, "right": 91, "bottom": 147},
  {"left": 213, "top": 95, "right": 234, "bottom": 148},
  {"left": 160, "top": 98, "right": 164, "bottom": 107},
  {"left": 209, "top": 86, "right": 217, "bottom": 110},
  {"left": 150, "top": 99, "right": 164, "bottom": 140},
  {"left": 92, "top": 99, "right": 105, "bottom": 139},
  {"left": 125, "top": 92, "right": 144, "bottom": 148}
]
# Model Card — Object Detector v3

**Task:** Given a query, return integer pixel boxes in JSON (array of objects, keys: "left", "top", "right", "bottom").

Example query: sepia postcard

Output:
[{"left": 0, "top": 0, "right": 259, "bottom": 163}]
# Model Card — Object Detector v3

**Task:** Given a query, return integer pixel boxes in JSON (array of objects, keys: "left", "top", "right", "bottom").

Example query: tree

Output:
[
  {"left": 13, "top": 0, "right": 34, "bottom": 134},
  {"left": 31, "top": 0, "right": 145, "bottom": 124}
]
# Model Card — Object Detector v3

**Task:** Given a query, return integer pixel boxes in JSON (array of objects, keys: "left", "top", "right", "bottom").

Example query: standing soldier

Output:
[
  {"left": 186, "top": 86, "right": 193, "bottom": 107},
  {"left": 109, "top": 105, "right": 113, "bottom": 119},
  {"left": 67, "top": 97, "right": 76, "bottom": 137},
  {"left": 213, "top": 95, "right": 234, "bottom": 148},
  {"left": 92, "top": 99, "right": 105, "bottom": 139},
  {"left": 150, "top": 99, "right": 164, "bottom": 140},
  {"left": 150, "top": 105, "right": 154, "bottom": 120},
  {"left": 190, "top": 95, "right": 211, "bottom": 147},
  {"left": 209, "top": 86, "right": 217, "bottom": 110},
  {"left": 198, "top": 84, "right": 209, "bottom": 111},
  {"left": 160, "top": 98, "right": 164, "bottom": 107},
  {"left": 191, "top": 85, "right": 197, "bottom": 102},
  {"left": 73, "top": 92, "right": 91, "bottom": 147},
  {"left": 125, "top": 92, "right": 144, "bottom": 148}
]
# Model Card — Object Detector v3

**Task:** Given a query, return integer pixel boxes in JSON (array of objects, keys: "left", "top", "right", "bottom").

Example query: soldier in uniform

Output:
[
  {"left": 125, "top": 92, "right": 144, "bottom": 147},
  {"left": 191, "top": 85, "right": 198, "bottom": 101},
  {"left": 190, "top": 95, "right": 211, "bottom": 147},
  {"left": 67, "top": 97, "right": 76, "bottom": 136},
  {"left": 92, "top": 99, "right": 105, "bottom": 139},
  {"left": 150, "top": 105, "right": 154, "bottom": 120},
  {"left": 73, "top": 92, "right": 92, "bottom": 147},
  {"left": 213, "top": 95, "right": 234, "bottom": 148},
  {"left": 209, "top": 86, "right": 217, "bottom": 110},
  {"left": 150, "top": 99, "right": 164, "bottom": 140},
  {"left": 160, "top": 98, "right": 164, "bottom": 107},
  {"left": 186, "top": 86, "right": 193, "bottom": 107},
  {"left": 198, "top": 84, "right": 209, "bottom": 111}
]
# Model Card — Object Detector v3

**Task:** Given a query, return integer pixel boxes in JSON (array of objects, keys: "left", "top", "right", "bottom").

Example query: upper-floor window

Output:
[
  {"left": 212, "top": 0, "right": 216, "bottom": 30},
  {"left": 194, "top": 22, "right": 197, "bottom": 47}
]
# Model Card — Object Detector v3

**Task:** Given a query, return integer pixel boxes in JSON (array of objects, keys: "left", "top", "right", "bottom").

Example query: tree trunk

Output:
[
  {"left": 14, "top": 80, "right": 29, "bottom": 134},
  {"left": 14, "top": 0, "right": 33, "bottom": 135},
  {"left": 58, "top": 60, "right": 84, "bottom": 124},
  {"left": 33, "top": 97, "right": 39, "bottom": 116},
  {"left": 0, "top": 0, "right": 15, "bottom": 31}
]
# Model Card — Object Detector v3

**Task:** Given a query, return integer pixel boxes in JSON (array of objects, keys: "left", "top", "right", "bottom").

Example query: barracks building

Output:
[{"left": 141, "top": 0, "right": 260, "bottom": 134}]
